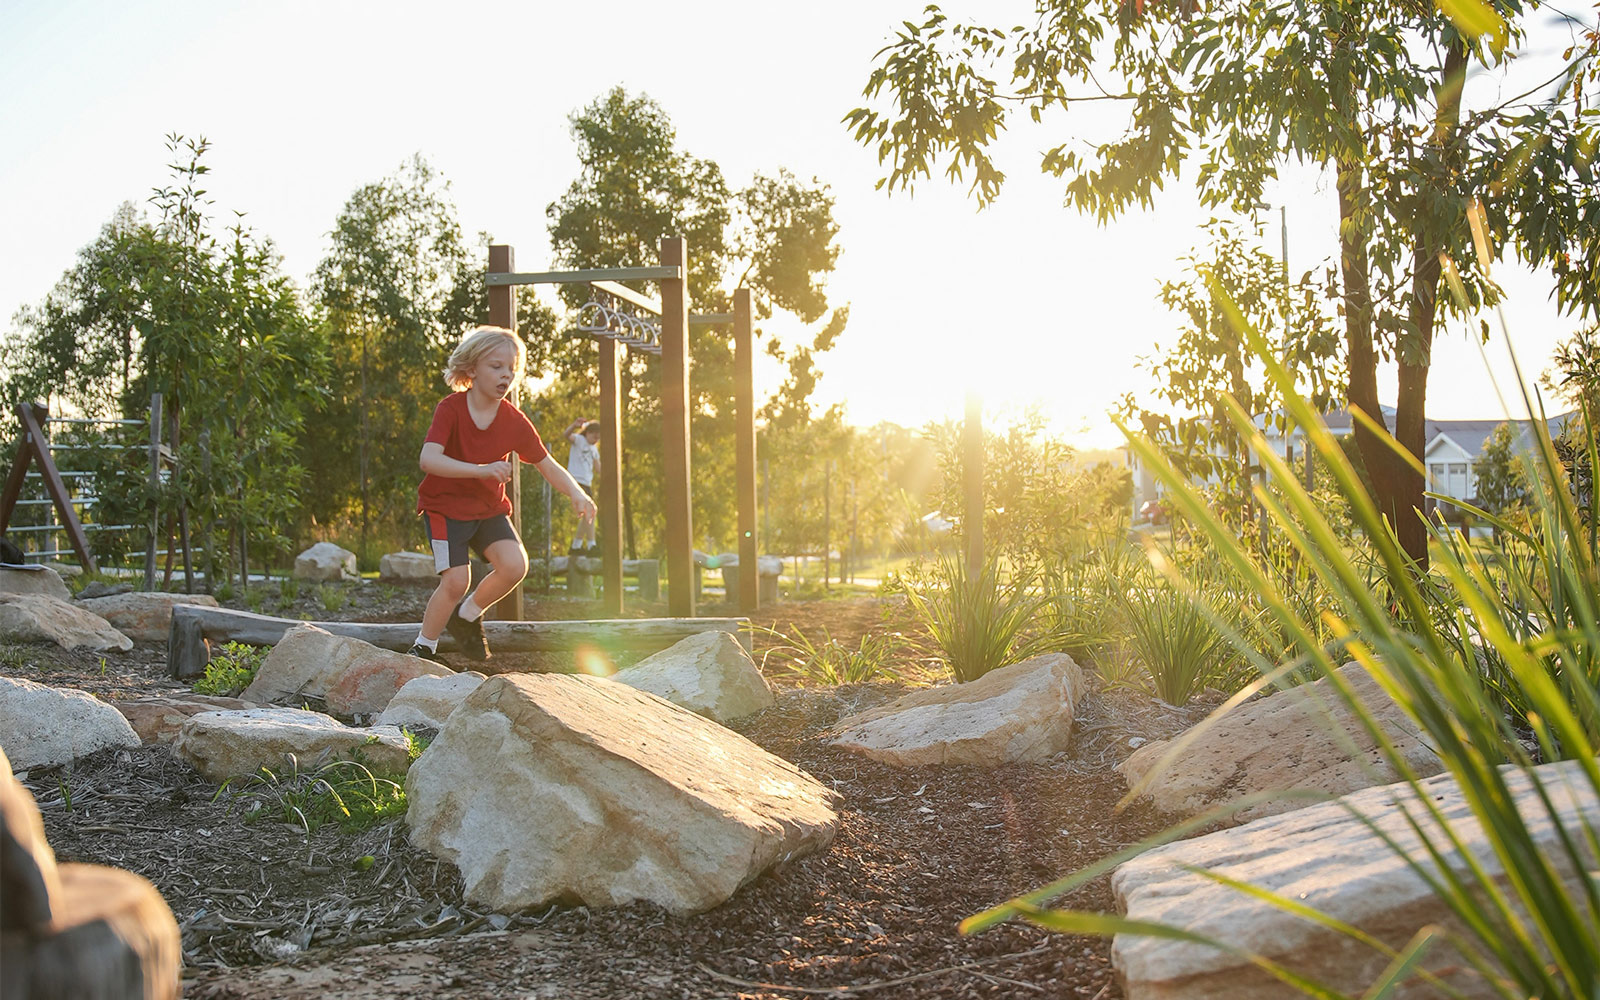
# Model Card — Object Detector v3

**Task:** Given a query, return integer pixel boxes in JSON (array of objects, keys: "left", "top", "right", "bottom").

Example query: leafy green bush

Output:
[
  {"left": 192, "top": 641, "right": 267, "bottom": 696},
  {"left": 898, "top": 554, "right": 1059, "bottom": 683},
  {"left": 760, "top": 624, "right": 904, "bottom": 685},
  {"left": 218, "top": 754, "right": 405, "bottom": 834}
]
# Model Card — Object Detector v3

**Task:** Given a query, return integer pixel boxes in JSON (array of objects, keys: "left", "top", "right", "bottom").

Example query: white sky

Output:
[{"left": 1, "top": 1, "right": 1593, "bottom": 447}]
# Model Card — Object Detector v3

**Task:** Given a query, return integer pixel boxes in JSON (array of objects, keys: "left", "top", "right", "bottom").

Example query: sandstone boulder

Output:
[
  {"left": 0, "top": 593, "right": 131, "bottom": 652},
  {"left": 614, "top": 630, "right": 773, "bottom": 722},
  {"left": 172, "top": 707, "right": 413, "bottom": 781},
  {"left": 831, "top": 653, "right": 1085, "bottom": 767},
  {"left": 0, "top": 565, "right": 70, "bottom": 601},
  {"left": 293, "top": 542, "right": 358, "bottom": 582},
  {"left": 77, "top": 591, "right": 219, "bottom": 642},
  {"left": 1113, "top": 757, "right": 1600, "bottom": 999},
  {"left": 0, "top": 677, "right": 140, "bottom": 768},
  {"left": 406, "top": 673, "right": 838, "bottom": 915},
  {"left": 379, "top": 551, "right": 436, "bottom": 583},
  {"left": 113, "top": 694, "right": 254, "bottom": 744},
  {"left": 242, "top": 624, "right": 453, "bottom": 716},
  {"left": 1117, "top": 662, "right": 1444, "bottom": 825},
  {"left": 375, "top": 672, "right": 487, "bottom": 730}
]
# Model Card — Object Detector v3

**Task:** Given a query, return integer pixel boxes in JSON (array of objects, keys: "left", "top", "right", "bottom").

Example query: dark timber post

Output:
[
  {"left": 734, "top": 288, "right": 758, "bottom": 612},
  {"left": 145, "top": 393, "right": 162, "bottom": 590},
  {"left": 660, "top": 237, "right": 694, "bottom": 617},
  {"left": 964, "top": 392, "right": 983, "bottom": 575},
  {"left": 598, "top": 337, "right": 624, "bottom": 615},
  {"left": 488, "top": 244, "right": 523, "bottom": 620}
]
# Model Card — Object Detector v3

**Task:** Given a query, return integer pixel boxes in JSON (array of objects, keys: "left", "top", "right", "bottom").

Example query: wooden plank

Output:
[
  {"left": 487, "top": 244, "right": 523, "bottom": 622},
  {"left": 659, "top": 237, "right": 695, "bottom": 617},
  {"left": 689, "top": 313, "right": 735, "bottom": 325},
  {"left": 165, "top": 605, "right": 750, "bottom": 679},
  {"left": 17, "top": 404, "right": 97, "bottom": 574},
  {"left": 598, "top": 337, "right": 625, "bottom": 615},
  {"left": 0, "top": 441, "right": 33, "bottom": 536},
  {"left": 589, "top": 280, "right": 662, "bottom": 316},
  {"left": 486, "top": 266, "right": 682, "bottom": 287},
  {"left": 734, "top": 288, "right": 759, "bottom": 613}
]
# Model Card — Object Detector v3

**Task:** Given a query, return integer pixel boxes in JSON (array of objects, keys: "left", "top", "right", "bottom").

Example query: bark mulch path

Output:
[{"left": 3, "top": 588, "right": 1211, "bottom": 999}]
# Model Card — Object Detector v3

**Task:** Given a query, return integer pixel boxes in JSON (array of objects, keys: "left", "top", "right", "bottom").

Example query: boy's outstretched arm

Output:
[{"left": 534, "top": 454, "right": 597, "bottom": 523}]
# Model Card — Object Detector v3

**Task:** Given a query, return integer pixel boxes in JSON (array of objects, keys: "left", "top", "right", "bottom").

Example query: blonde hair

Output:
[{"left": 443, "top": 326, "right": 525, "bottom": 391}]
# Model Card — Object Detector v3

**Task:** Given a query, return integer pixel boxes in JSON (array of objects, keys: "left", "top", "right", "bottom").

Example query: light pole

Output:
[{"left": 1255, "top": 201, "right": 1312, "bottom": 491}]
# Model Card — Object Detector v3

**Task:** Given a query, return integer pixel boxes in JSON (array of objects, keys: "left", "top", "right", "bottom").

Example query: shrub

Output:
[
  {"left": 1116, "top": 576, "right": 1238, "bottom": 706},
  {"left": 898, "top": 554, "right": 1059, "bottom": 683},
  {"left": 192, "top": 641, "right": 267, "bottom": 696},
  {"left": 761, "top": 624, "right": 904, "bottom": 685}
]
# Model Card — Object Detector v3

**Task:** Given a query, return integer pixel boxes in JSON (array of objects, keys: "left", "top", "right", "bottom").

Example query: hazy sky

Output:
[{"left": 1, "top": 1, "right": 1592, "bottom": 445}]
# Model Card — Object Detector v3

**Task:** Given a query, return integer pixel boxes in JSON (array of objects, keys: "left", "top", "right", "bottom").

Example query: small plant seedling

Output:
[
  {"left": 56, "top": 777, "right": 73, "bottom": 813},
  {"left": 193, "top": 641, "right": 267, "bottom": 697},
  {"left": 318, "top": 584, "right": 348, "bottom": 613}
]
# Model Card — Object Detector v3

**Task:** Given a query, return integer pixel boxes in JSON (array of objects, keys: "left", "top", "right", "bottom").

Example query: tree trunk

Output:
[{"left": 1395, "top": 39, "right": 1470, "bottom": 569}]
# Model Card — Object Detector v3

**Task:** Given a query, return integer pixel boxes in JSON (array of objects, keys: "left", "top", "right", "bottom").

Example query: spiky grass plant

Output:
[
  {"left": 759, "top": 624, "right": 905, "bottom": 686},
  {"left": 963, "top": 291, "right": 1600, "bottom": 998},
  {"left": 900, "top": 553, "right": 1060, "bottom": 683}
]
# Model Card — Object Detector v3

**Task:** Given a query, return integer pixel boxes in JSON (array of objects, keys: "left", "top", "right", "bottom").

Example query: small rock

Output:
[
  {"left": 74, "top": 580, "right": 134, "bottom": 600},
  {"left": 0, "top": 593, "right": 131, "bottom": 652},
  {"left": 293, "top": 542, "right": 358, "bottom": 582},
  {"left": 173, "top": 707, "right": 413, "bottom": 781},
  {"left": 376, "top": 672, "right": 487, "bottom": 730},
  {"left": 0, "top": 677, "right": 141, "bottom": 768},
  {"left": 832, "top": 653, "right": 1085, "bottom": 768},
  {"left": 613, "top": 630, "right": 773, "bottom": 722},
  {"left": 378, "top": 551, "right": 436, "bottom": 583},
  {"left": 0, "top": 565, "right": 71, "bottom": 601}
]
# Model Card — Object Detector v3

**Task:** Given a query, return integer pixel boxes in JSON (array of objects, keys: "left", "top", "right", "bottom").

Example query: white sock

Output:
[
  {"left": 413, "top": 633, "right": 438, "bottom": 652},
  {"left": 459, "top": 596, "right": 484, "bottom": 621}
]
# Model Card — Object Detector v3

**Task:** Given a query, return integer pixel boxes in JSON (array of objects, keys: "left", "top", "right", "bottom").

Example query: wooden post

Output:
[
  {"left": 598, "top": 337, "right": 624, "bottom": 615},
  {"left": 734, "top": 288, "right": 759, "bottom": 612},
  {"left": 144, "top": 394, "right": 162, "bottom": 590},
  {"left": 963, "top": 392, "right": 983, "bottom": 574},
  {"left": 8, "top": 403, "right": 98, "bottom": 575},
  {"left": 659, "top": 237, "right": 694, "bottom": 617},
  {"left": 823, "top": 460, "right": 832, "bottom": 591},
  {"left": 487, "top": 244, "right": 523, "bottom": 620}
]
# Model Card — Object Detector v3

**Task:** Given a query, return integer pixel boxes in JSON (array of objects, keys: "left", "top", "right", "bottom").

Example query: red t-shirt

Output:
[{"left": 416, "top": 393, "right": 549, "bottom": 520}]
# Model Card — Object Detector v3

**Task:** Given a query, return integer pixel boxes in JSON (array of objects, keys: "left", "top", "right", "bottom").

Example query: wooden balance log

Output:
[{"left": 166, "top": 604, "right": 751, "bottom": 680}]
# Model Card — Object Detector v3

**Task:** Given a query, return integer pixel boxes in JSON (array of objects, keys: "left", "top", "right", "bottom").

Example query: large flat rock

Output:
[
  {"left": 113, "top": 694, "right": 255, "bottom": 744},
  {"left": 613, "top": 630, "right": 773, "bottom": 722},
  {"left": 0, "top": 593, "right": 131, "bottom": 652},
  {"left": 1113, "top": 757, "right": 1600, "bottom": 999},
  {"left": 378, "top": 551, "right": 436, "bottom": 583},
  {"left": 77, "top": 591, "right": 219, "bottom": 642},
  {"left": 831, "top": 653, "right": 1085, "bottom": 767},
  {"left": 406, "top": 673, "right": 838, "bottom": 915},
  {"left": 173, "top": 707, "right": 413, "bottom": 782},
  {"left": 1118, "top": 662, "right": 1444, "bottom": 824},
  {"left": 0, "top": 677, "right": 140, "bottom": 768},
  {"left": 242, "top": 624, "right": 453, "bottom": 716}
]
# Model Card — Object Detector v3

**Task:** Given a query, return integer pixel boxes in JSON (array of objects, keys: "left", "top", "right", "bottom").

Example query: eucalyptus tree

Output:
[
  {"left": 848, "top": 1, "right": 1600, "bottom": 568},
  {"left": 545, "top": 87, "right": 847, "bottom": 558}
]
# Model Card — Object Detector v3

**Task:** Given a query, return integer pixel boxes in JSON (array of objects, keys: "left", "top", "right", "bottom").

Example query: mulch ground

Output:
[{"left": 4, "top": 584, "right": 1213, "bottom": 999}]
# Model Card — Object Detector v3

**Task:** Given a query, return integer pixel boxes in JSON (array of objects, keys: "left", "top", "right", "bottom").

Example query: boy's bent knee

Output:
[{"left": 437, "top": 567, "right": 471, "bottom": 598}]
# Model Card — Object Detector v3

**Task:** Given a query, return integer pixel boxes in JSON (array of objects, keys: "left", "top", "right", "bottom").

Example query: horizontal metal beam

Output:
[
  {"left": 486, "top": 266, "right": 682, "bottom": 287},
  {"left": 690, "top": 313, "right": 735, "bottom": 325},
  {"left": 590, "top": 280, "right": 662, "bottom": 316}
]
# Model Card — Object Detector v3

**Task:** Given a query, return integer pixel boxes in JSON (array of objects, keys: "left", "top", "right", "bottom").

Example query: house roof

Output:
[{"left": 1260, "top": 406, "right": 1576, "bottom": 459}]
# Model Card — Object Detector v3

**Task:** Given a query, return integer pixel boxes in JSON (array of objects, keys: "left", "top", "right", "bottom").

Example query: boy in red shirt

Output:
[{"left": 410, "top": 326, "right": 596, "bottom": 661}]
